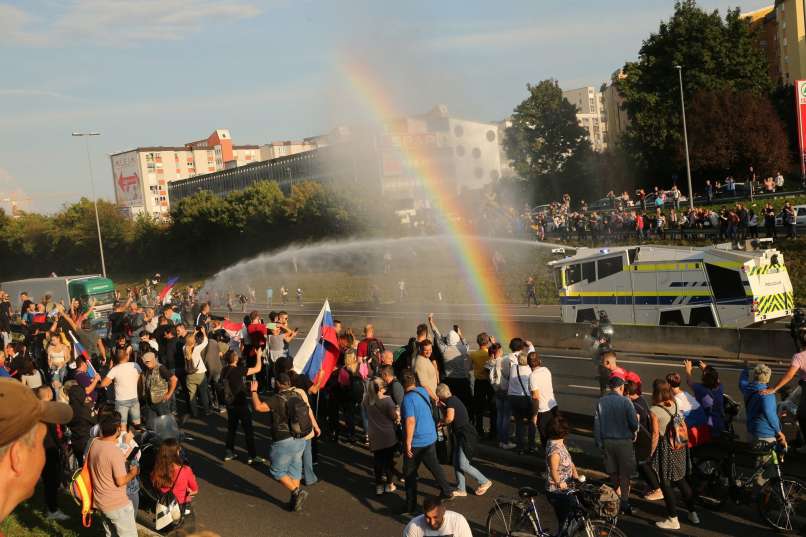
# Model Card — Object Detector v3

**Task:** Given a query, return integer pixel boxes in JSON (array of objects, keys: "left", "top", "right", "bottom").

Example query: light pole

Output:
[
  {"left": 71, "top": 132, "right": 107, "bottom": 277},
  {"left": 675, "top": 65, "right": 695, "bottom": 210}
]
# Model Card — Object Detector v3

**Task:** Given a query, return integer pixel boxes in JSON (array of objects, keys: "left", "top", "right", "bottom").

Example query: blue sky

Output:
[{"left": 0, "top": 0, "right": 772, "bottom": 212}]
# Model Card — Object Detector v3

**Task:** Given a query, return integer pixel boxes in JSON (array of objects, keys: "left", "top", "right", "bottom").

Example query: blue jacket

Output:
[
  {"left": 739, "top": 368, "right": 781, "bottom": 439},
  {"left": 594, "top": 391, "right": 639, "bottom": 447}
]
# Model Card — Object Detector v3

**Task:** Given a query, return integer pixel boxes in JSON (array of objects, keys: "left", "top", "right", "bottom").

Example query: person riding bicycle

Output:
[{"left": 740, "top": 362, "right": 788, "bottom": 451}]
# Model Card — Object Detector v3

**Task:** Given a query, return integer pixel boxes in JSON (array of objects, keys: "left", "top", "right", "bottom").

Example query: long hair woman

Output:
[
  {"left": 151, "top": 438, "right": 198, "bottom": 512},
  {"left": 362, "top": 377, "right": 398, "bottom": 495}
]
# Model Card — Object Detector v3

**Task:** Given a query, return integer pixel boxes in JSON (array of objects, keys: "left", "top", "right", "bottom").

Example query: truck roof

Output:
[
  {"left": 1, "top": 274, "right": 105, "bottom": 286},
  {"left": 547, "top": 244, "right": 778, "bottom": 267}
]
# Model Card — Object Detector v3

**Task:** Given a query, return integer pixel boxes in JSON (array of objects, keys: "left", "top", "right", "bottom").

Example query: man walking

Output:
[
  {"left": 594, "top": 376, "right": 638, "bottom": 514},
  {"left": 525, "top": 277, "right": 538, "bottom": 307},
  {"left": 140, "top": 352, "right": 177, "bottom": 425},
  {"left": 401, "top": 369, "right": 454, "bottom": 513}
]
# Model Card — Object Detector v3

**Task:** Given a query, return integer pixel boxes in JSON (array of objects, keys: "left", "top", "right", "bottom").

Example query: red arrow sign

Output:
[{"left": 117, "top": 171, "right": 139, "bottom": 191}]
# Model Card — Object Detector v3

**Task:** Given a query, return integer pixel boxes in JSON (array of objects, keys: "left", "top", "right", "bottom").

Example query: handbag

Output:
[{"left": 155, "top": 465, "right": 186, "bottom": 531}]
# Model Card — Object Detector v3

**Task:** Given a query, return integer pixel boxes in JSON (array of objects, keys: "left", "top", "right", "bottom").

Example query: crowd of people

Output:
[{"left": 0, "top": 286, "right": 804, "bottom": 537}]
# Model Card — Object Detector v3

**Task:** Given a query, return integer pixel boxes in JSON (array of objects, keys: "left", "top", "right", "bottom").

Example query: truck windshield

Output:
[
  {"left": 553, "top": 268, "right": 563, "bottom": 290},
  {"left": 89, "top": 291, "right": 116, "bottom": 307}
]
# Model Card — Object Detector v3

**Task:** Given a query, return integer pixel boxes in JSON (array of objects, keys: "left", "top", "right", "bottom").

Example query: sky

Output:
[{"left": 0, "top": 0, "right": 773, "bottom": 213}]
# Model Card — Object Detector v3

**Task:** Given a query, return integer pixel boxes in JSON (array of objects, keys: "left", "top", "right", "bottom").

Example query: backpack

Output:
[
  {"left": 278, "top": 389, "right": 313, "bottom": 439},
  {"left": 365, "top": 339, "right": 384, "bottom": 362},
  {"left": 660, "top": 402, "right": 688, "bottom": 451},
  {"left": 145, "top": 368, "right": 169, "bottom": 404},
  {"left": 70, "top": 438, "right": 95, "bottom": 528},
  {"left": 349, "top": 373, "right": 366, "bottom": 402},
  {"left": 217, "top": 367, "right": 238, "bottom": 407},
  {"left": 155, "top": 465, "right": 186, "bottom": 531},
  {"left": 184, "top": 348, "right": 198, "bottom": 375}
]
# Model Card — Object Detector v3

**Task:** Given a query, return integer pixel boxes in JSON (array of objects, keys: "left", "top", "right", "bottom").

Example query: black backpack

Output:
[
  {"left": 365, "top": 339, "right": 384, "bottom": 362},
  {"left": 278, "top": 390, "right": 313, "bottom": 439},
  {"left": 349, "top": 373, "right": 366, "bottom": 403},
  {"left": 217, "top": 367, "right": 239, "bottom": 407}
]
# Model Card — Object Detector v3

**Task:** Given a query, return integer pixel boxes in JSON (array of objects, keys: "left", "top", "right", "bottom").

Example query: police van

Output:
[{"left": 547, "top": 242, "right": 794, "bottom": 328}]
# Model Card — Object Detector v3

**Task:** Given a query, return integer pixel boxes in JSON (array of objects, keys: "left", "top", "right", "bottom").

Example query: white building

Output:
[
  {"left": 110, "top": 129, "right": 259, "bottom": 219},
  {"left": 259, "top": 140, "right": 318, "bottom": 161},
  {"left": 562, "top": 86, "right": 608, "bottom": 152}
]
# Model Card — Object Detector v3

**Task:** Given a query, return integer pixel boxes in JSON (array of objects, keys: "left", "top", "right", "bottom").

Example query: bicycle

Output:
[
  {"left": 486, "top": 481, "right": 626, "bottom": 537},
  {"left": 693, "top": 436, "right": 806, "bottom": 533}
]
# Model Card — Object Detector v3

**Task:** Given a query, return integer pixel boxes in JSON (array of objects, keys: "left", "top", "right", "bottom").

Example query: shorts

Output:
[
  {"left": 269, "top": 437, "right": 305, "bottom": 481},
  {"left": 115, "top": 398, "right": 141, "bottom": 425},
  {"left": 602, "top": 438, "right": 635, "bottom": 476}
]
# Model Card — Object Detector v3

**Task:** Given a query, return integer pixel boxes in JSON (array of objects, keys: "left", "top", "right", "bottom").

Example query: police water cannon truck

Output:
[{"left": 547, "top": 241, "right": 794, "bottom": 328}]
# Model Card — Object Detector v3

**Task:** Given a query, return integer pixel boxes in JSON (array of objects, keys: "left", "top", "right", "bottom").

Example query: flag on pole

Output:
[
  {"left": 68, "top": 330, "right": 96, "bottom": 378},
  {"left": 157, "top": 276, "right": 180, "bottom": 305},
  {"left": 293, "top": 300, "right": 339, "bottom": 388}
]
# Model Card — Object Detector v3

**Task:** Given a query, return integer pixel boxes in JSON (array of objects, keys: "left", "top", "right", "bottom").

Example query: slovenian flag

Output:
[
  {"left": 293, "top": 300, "right": 339, "bottom": 388},
  {"left": 68, "top": 330, "right": 96, "bottom": 378},
  {"left": 157, "top": 276, "right": 180, "bottom": 305}
]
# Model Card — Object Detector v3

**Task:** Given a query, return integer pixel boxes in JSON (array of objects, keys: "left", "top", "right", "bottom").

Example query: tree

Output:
[
  {"left": 618, "top": 0, "right": 772, "bottom": 180},
  {"left": 687, "top": 89, "right": 791, "bottom": 177},
  {"left": 504, "top": 79, "right": 591, "bottom": 191}
]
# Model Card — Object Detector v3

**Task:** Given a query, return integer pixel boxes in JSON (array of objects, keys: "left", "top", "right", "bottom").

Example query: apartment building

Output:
[{"left": 562, "top": 86, "right": 608, "bottom": 152}]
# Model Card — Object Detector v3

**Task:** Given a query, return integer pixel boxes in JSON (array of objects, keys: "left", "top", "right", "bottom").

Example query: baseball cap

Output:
[
  {"left": 141, "top": 352, "right": 157, "bottom": 366},
  {"left": 608, "top": 376, "right": 625, "bottom": 389},
  {"left": 0, "top": 378, "right": 73, "bottom": 446}
]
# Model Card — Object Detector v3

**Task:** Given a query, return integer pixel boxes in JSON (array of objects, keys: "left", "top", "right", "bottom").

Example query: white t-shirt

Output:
[
  {"left": 403, "top": 511, "right": 473, "bottom": 537},
  {"left": 674, "top": 390, "right": 700, "bottom": 416},
  {"left": 529, "top": 367, "right": 557, "bottom": 413},
  {"left": 106, "top": 362, "right": 141, "bottom": 401}
]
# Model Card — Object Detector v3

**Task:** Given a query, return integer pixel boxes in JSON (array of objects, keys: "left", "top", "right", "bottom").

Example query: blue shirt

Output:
[
  {"left": 401, "top": 387, "right": 437, "bottom": 449},
  {"left": 0, "top": 367, "right": 10, "bottom": 377},
  {"left": 739, "top": 368, "right": 781, "bottom": 439},
  {"left": 594, "top": 391, "right": 639, "bottom": 446}
]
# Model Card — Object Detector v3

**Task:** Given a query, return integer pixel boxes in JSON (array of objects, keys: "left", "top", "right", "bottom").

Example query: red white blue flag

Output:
[
  {"left": 157, "top": 276, "right": 180, "bottom": 305},
  {"left": 293, "top": 300, "right": 339, "bottom": 388}
]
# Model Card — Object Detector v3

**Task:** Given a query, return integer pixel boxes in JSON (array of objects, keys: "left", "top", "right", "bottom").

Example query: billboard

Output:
[{"left": 111, "top": 151, "right": 144, "bottom": 207}]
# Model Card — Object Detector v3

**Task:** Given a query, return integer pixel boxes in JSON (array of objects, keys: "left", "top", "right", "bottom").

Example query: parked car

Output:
[{"left": 775, "top": 205, "right": 806, "bottom": 227}]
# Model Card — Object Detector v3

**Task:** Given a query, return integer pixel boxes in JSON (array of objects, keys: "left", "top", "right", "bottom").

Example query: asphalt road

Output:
[{"left": 158, "top": 412, "right": 793, "bottom": 537}]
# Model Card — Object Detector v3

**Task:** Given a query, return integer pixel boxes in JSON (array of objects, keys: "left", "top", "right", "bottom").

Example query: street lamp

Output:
[
  {"left": 71, "top": 132, "right": 107, "bottom": 277},
  {"left": 675, "top": 65, "right": 695, "bottom": 210}
]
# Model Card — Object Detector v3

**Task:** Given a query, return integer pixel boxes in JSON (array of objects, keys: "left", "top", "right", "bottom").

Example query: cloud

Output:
[{"left": 0, "top": 0, "right": 261, "bottom": 46}]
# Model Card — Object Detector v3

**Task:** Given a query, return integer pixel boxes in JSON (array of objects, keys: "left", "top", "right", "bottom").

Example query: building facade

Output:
[
  {"left": 259, "top": 139, "right": 318, "bottom": 161},
  {"left": 110, "top": 129, "right": 259, "bottom": 219},
  {"left": 168, "top": 105, "right": 503, "bottom": 214},
  {"left": 562, "top": 86, "right": 608, "bottom": 152},
  {"left": 602, "top": 69, "right": 630, "bottom": 147},
  {"left": 742, "top": 2, "right": 806, "bottom": 86}
]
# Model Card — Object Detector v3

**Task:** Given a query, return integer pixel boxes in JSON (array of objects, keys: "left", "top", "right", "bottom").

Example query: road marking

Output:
[{"left": 567, "top": 385, "right": 599, "bottom": 391}]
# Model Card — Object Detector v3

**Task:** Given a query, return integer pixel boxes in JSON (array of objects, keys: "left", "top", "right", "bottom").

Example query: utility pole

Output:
[
  {"left": 72, "top": 132, "right": 106, "bottom": 277},
  {"left": 676, "top": 65, "right": 695, "bottom": 210}
]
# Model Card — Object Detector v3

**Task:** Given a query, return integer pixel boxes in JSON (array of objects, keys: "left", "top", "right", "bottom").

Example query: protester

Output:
[
  {"left": 625, "top": 380, "right": 662, "bottom": 501},
  {"left": 151, "top": 438, "right": 198, "bottom": 514},
  {"left": 650, "top": 380, "right": 700, "bottom": 529},
  {"left": 740, "top": 363, "right": 787, "bottom": 448},
  {"left": 34, "top": 386, "right": 68, "bottom": 521},
  {"left": 413, "top": 339, "right": 439, "bottom": 402},
  {"left": 363, "top": 377, "right": 399, "bottom": 495},
  {"left": 66, "top": 379, "right": 95, "bottom": 465},
  {"left": 428, "top": 314, "right": 472, "bottom": 408},
  {"left": 100, "top": 348, "right": 142, "bottom": 431},
  {"left": 593, "top": 376, "right": 638, "bottom": 514},
  {"left": 400, "top": 369, "right": 454, "bottom": 513},
  {"left": 436, "top": 383, "right": 491, "bottom": 497},
  {"left": 394, "top": 324, "right": 428, "bottom": 377},
  {"left": 357, "top": 324, "right": 385, "bottom": 376},
  {"left": 507, "top": 345, "right": 535, "bottom": 454},
  {"left": 545, "top": 415, "right": 581, "bottom": 530},
  {"left": 469, "top": 332, "right": 496, "bottom": 438},
  {"left": 222, "top": 349, "right": 264, "bottom": 464},
  {"left": 490, "top": 342, "right": 515, "bottom": 449},
  {"left": 141, "top": 352, "right": 178, "bottom": 424},
  {"left": 87, "top": 412, "right": 140, "bottom": 537},
  {"left": 527, "top": 351, "right": 557, "bottom": 447},
  {"left": 0, "top": 378, "right": 73, "bottom": 524},
  {"left": 250, "top": 374, "right": 319, "bottom": 512},
  {"left": 763, "top": 338, "right": 806, "bottom": 453},
  {"left": 184, "top": 326, "right": 210, "bottom": 419},
  {"left": 403, "top": 496, "right": 472, "bottom": 537}
]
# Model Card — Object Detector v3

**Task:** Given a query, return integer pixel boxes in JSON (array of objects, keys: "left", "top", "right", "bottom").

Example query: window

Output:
[
  {"left": 627, "top": 248, "right": 639, "bottom": 265},
  {"left": 597, "top": 256, "right": 623, "bottom": 279},
  {"left": 582, "top": 261, "right": 596, "bottom": 283},
  {"left": 554, "top": 267, "right": 564, "bottom": 290},
  {"left": 566, "top": 264, "right": 582, "bottom": 285},
  {"left": 705, "top": 263, "right": 745, "bottom": 301}
]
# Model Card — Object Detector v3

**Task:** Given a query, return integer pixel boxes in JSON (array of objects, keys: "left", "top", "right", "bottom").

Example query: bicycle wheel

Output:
[
  {"left": 759, "top": 478, "right": 806, "bottom": 533},
  {"left": 693, "top": 457, "right": 727, "bottom": 510},
  {"left": 567, "top": 519, "right": 627, "bottom": 537},
  {"left": 486, "top": 501, "right": 540, "bottom": 537}
]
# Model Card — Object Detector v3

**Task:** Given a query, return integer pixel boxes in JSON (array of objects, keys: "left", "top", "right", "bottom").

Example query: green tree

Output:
[
  {"left": 504, "top": 79, "right": 591, "bottom": 193},
  {"left": 618, "top": 0, "right": 772, "bottom": 180},
  {"left": 687, "top": 89, "right": 791, "bottom": 177}
]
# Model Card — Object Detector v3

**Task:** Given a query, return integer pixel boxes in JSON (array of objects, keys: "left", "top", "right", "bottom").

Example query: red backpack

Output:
[{"left": 659, "top": 402, "right": 689, "bottom": 451}]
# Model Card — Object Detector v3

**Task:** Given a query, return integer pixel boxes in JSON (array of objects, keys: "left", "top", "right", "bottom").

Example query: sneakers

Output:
[
  {"left": 499, "top": 442, "right": 516, "bottom": 450},
  {"left": 223, "top": 450, "right": 238, "bottom": 461},
  {"left": 689, "top": 511, "right": 701, "bottom": 525},
  {"left": 46, "top": 510, "right": 69, "bottom": 522},
  {"left": 644, "top": 489, "right": 664, "bottom": 501},
  {"left": 451, "top": 489, "right": 468, "bottom": 497},
  {"left": 475, "top": 481, "right": 493, "bottom": 496},
  {"left": 384, "top": 483, "right": 397, "bottom": 493},
  {"left": 292, "top": 489, "right": 309, "bottom": 512},
  {"left": 248, "top": 456, "right": 267, "bottom": 465},
  {"left": 375, "top": 485, "right": 384, "bottom": 496},
  {"left": 655, "top": 516, "right": 681, "bottom": 530}
]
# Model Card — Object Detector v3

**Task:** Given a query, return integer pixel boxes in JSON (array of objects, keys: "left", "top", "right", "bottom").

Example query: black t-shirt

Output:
[
  {"left": 446, "top": 396, "right": 469, "bottom": 430},
  {"left": 108, "top": 311, "right": 127, "bottom": 337},
  {"left": 0, "top": 301, "right": 11, "bottom": 331},
  {"left": 222, "top": 364, "right": 248, "bottom": 407}
]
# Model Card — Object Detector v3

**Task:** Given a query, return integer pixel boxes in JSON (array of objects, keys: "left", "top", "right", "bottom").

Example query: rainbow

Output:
[{"left": 341, "top": 59, "right": 518, "bottom": 344}]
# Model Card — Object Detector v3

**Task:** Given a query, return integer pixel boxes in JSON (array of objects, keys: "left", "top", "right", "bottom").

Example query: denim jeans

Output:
[
  {"left": 453, "top": 445, "right": 488, "bottom": 493},
  {"left": 303, "top": 438, "right": 317, "bottom": 485},
  {"left": 495, "top": 393, "right": 511, "bottom": 445},
  {"left": 269, "top": 437, "right": 305, "bottom": 481},
  {"left": 115, "top": 398, "right": 141, "bottom": 426},
  {"left": 101, "top": 502, "right": 138, "bottom": 537}
]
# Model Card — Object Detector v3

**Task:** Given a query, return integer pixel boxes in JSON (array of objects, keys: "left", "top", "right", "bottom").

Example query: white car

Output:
[{"left": 775, "top": 205, "right": 806, "bottom": 226}]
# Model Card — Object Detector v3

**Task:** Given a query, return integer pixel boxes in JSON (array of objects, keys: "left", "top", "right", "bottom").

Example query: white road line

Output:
[{"left": 567, "top": 385, "right": 599, "bottom": 391}]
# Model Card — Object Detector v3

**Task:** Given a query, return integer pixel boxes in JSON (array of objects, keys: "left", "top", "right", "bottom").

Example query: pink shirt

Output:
[
  {"left": 157, "top": 465, "right": 198, "bottom": 504},
  {"left": 791, "top": 351, "right": 806, "bottom": 382}
]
